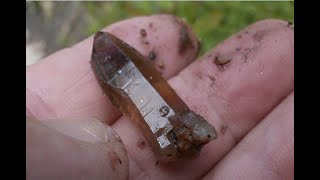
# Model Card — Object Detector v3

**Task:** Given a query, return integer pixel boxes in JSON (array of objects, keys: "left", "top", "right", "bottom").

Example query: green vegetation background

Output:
[{"left": 84, "top": 1, "right": 294, "bottom": 55}]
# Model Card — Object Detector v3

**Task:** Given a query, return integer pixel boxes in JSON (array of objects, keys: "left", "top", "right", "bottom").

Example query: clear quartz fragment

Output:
[
  {"left": 90, "top": 32, "right": 218, "bottom": 161},
  {"left": 111, "top": 60, "right": 175, "bottom": 149}
]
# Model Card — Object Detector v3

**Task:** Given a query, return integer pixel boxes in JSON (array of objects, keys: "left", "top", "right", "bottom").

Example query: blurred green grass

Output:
[{"left": 84, "top": 1, "right": 294, "bottom": 55}]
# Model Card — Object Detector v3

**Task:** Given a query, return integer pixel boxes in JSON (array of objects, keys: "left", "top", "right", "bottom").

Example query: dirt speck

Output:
[
  {"left": 140, "top": 28, "right": 149, "bottom": 45},
  {"left": 148, "top": 51, "right": 157, "bottom": 61},
  {"left": 287, "top": 21, "right": 294, "bottom": 29},
  {"left": 158, "top": 62, "right": 165, "bottom": 69},
  {"left": 214, "top": 55, "right": 232, "bottom": 65},
  {"left": 244, "top": 31, "right": 249, "bottom": 34},
  {"left": 194, "top": 72, "right": 203, "bottom": 80},
  {"left": 142, "top": 39, "right": 149, "bottom": 45},
  {"left": 155, "top": 160, "right": 160, "bottom": 166},
  {"left": 253, "top": 30, "right": 266, "bottom": 42},
  {"left": 220, "top": 125, "right": 228, "bottom": 135},
  {"left": 235, "top": 47, "right": 242, "bottom": 51},
  {"left": 137, "top": 139, "right": 146, "bottom": 149},
  {"left": 109, "top": 151, "right": 122, "bottom": 171},
  {"left": 242, "top": 46, "right": 258, "bottom": 62},
  {"left": 237, "top": 34, "right": 242, "bottom": 39},
  {"left": 149, "top": 22, "right": 153, "bottom": 28},
  {"left": 208, "top": 76, "right": 216, "bottom": 87},
  {"left": 208, "top": 76, "right": 216, "bottom": 82},
  {"left": 140, "top": 29, "right": 147, "bottom": 37},
  {"left": 178, "top": 25, "right": 194, "bottom": 54}
]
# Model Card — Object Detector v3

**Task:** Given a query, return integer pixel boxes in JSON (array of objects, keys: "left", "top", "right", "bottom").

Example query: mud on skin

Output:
[
  {"left": 148, "top": 51, "right": 157, "bottom": 61},
  {"left": 178, "top": 25, "right": 194, "bottom": 54},
  {"left": 210, "top": 21, "right": 291, "bottom": 68}
]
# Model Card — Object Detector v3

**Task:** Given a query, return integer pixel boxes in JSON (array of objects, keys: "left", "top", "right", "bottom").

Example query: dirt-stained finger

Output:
[
  {"left": 203, "top": 92, "right": 294, "bottom": 180},
  {"left": 26, "top": 14, "right": 200, "bottom": 124},
  {"left": 112, "top": 19, "right": 294, "bottom": 180}
]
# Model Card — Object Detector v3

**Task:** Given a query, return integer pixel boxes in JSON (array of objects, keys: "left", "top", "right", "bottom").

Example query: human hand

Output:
[{"left": 26, "top": 14, "right": 294, "bottom": 179}]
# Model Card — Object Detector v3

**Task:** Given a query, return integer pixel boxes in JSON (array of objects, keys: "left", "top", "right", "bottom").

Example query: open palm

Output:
[{"left": 26, "top": 15, "right": 294, "bottom": 180}]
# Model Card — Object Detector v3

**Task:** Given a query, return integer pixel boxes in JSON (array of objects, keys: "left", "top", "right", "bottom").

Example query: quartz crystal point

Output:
[{"left": 90, "top": 32, "right": 217, "bottom": 162}]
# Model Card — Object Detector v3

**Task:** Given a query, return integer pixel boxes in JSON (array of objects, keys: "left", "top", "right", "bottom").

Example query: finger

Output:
[
  {"left": 26, "top": 117, "right": 128, "bottom": 180},
  {"left": 204, "top": 92, "right": 293, "bottom": 180},
  {"left": 26, "top": 14, "right": 200, "bottom": 124},
  {"left": 112, "top": 19, "right": 294, "bottom": 179}
]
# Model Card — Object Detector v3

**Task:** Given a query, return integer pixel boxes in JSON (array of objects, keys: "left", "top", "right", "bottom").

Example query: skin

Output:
[{"left": 26, "top": 14, "right": 294, "bottom": 180}]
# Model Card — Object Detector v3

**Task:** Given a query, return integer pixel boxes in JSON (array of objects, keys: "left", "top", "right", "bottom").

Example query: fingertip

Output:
[
  {"left": 105, "top": 14, "right": 200, "bottom": 78},
  {"left": 74, "top": 14, "right": 200, "bottom": 78},
  {"left": 247, "top": 18, "right": 291, "bottom": 28}
]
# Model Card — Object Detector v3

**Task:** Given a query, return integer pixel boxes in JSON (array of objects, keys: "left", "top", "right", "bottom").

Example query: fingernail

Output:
[{"left": 36, "top": 118, "right": 117, "bottom": 143}]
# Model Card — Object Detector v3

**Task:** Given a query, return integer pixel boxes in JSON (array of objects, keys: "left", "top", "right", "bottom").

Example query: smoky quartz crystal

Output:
[{"left": 90, "top": 32, "right": 217, "bottom": 162}]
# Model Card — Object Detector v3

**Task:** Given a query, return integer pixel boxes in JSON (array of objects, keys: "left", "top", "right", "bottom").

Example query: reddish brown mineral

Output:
[{"left": 90, "top": 32, "right": 217, "bottom": 162}]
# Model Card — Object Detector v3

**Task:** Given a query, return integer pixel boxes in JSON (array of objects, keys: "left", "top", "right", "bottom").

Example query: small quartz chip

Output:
[{"left": 90, "top": 31, "right": 218, "bottom": 162}]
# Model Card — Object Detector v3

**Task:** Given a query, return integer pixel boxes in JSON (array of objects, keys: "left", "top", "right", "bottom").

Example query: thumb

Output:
[{"left": 26, "top": 117, "right": 128, "bottom": 180}]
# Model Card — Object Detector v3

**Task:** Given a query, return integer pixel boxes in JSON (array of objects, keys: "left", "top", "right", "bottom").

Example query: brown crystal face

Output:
[{"left": 90, "top": 31, "right": 217, "bottom": 162}]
